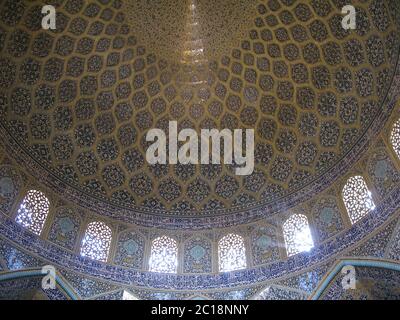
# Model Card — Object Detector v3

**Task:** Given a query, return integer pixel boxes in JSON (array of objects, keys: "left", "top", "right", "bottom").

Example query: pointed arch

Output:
[
  {"left": 148, "top": 235, "right": 178, "bottom": 273},
  {"left": 218, "top": 233, "right": 247, "bottom": 272},
  {"left": 15, "top": 189, "right": 50, "bottom": 235},
  {"left": 342, "top": 176, "right": 375, "bottom": 224},
  {"left": 283, "top": 214, "right": 314, "bottom": 257},
  {"left": 80, "top": 221, "right": 112, "bottom": 262},
  {"left": 390, "top": 117, "right": 400, "bottom": 160}
]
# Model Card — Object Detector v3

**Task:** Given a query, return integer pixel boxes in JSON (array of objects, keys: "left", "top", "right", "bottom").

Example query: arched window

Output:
[
  {"left": 218, "top": 233, "right": 247, "bottom": 272},
  {"left": 149, "top": 236, "right": 178, "bottom": 273},
  {"left": 283, "top": 214, "right": 314, "bottom": 257},
  {"left": 342, "top": 176, "right": 375, "bottom": 224},
  {"left": 15, "top": 189, "right": 50, "bottom": 235},
  {"left": 80, "top": 221, "right": 112, "bottom": 262},
  {"left": 390, "top": 118, "right": 400, "bottom": 159}
]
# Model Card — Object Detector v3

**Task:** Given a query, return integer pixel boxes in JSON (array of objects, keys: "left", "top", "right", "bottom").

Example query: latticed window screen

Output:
[
  {"left": 283, "top": 214, "right": 314, "bottom": 257},
  {"left": 342, "top": 176, "right": 375, "bottom": 224},
  {"left": 390, "top": 118, "right": 400, "bottom": 160},
  {"left": 15, "top": 189, "right": 50, "bottom": 235},
  {"left": 80, "top": 221, "right": 112, "bottom": 262},
  {"left": 148, "top": 236, "right": 178, "bottom": 273},
  {"left": 218, "top": 233, "right": 247, "bottom": 272}
]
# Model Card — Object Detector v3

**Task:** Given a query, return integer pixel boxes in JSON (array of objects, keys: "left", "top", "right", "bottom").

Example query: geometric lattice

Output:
[
  {"left": 390, "top": 118, "right": 400, "bottom": 160},
  {"left": 80, "top": 221, "right": 112, "bottom": 262},
  {"left": 149, "top": 236, "right": 178, "bottom": 273},
  {"left": 342, "top": 176, "right": 375, "bottom": 224},
  {"left": 15, "top": 189, "right": 50, "bottom": 235},
  {"left": 283, "top": 214, "right": 314, "bottom": 257},
  {"left": 1, "top": 0, "right": 397, "bottom": 219},
  {"left": 218, "top": 233, "right": 247, "bottom": 272}
]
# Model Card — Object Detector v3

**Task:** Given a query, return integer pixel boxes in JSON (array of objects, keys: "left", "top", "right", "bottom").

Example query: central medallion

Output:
[{"left": 123, "top": 0, "right": 258, "bottom": 64}]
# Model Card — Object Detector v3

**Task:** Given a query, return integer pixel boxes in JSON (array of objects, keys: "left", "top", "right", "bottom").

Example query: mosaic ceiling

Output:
[
  {"left": 0, "top": 0, "right": 399, "bottom": 221},
  {"left": 124, "top": 0, "right": 259, "bottom": 62}
]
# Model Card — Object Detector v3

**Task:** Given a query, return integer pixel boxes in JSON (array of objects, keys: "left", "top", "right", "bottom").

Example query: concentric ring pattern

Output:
[{"left": 0, "top": 0, "right": 399, "bottom": 222}]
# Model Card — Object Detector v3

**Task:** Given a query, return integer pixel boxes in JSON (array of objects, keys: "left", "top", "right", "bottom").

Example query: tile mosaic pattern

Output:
[
  {"left": 0, "top": 213, "right": 399, "bottom": 300},
  {"left": 0, "top": 135, "right": 400, "bottom": 295},
  {"left": 320, "top": 266, "right": 400, "bottom": 300},
  {"left": 251, "top": 225, "right": 280, "bottom": 265},
  {"left": 0, "top": 165, "right": 22, "bottom": 215},
  {"left": 0, "top": 0, "right": 399, "bottom": 230},
  {"left": 114, "top": 230, "right": 145, "bottom": 269},
  {"left": 0, "top": 277, "right": 43, "bottom": 300},
  {"left": 386, "top": 221, "right": 400, "bottom": 261},
  {"left": 92, "top": 290, "right": 124, "bottom": 300},
  {"left": 0, "top": 0, "right": 400, "bottom": 300},
  {"left": 0, "top": 193, "right": 399, "bottom": 294},
  {"left": 311, "top": 197, "right": 344, "bottom": 242},
  {"left": 276, "top": 262, "right": 333, "bottom": 295},
  {"left": 0, "top": 239, "right": 44, "bottom": 270},
  {"left": 48, "top": 207, "right": 81, "bottom": 251},
  {"left": 183, "top": 237, "right": 212, "bottom": 273},
  {"left": 59, "top": 268, "right": 118, "bottom": 299},
  {"left": 348, "top": 219, "right": 397, "bottom": 258},
  {"left": 252, "top": 285, "right": 307, "bottom": 300},
  {"left": 367, "top": 148, "right": 400, "bottom": 199}
]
